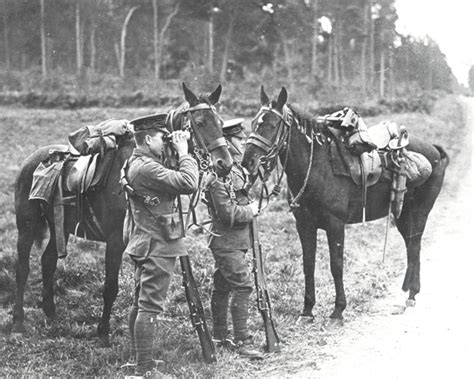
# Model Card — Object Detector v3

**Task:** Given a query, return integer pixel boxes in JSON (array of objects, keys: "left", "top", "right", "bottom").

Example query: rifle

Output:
[
  {"left": 180, "top": 254, "right": 217, "bottom": 363},
  {"left": 251, "top": 216, "right": 281, "bottom": 353}
]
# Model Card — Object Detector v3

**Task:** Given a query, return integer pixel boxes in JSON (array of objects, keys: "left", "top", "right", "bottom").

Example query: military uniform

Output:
[
  {"left": 124, "top": 114, "right": 199, "bottom": 375},
  {"left": 205, "top": 119, "right": 261, "bottom": 359}
]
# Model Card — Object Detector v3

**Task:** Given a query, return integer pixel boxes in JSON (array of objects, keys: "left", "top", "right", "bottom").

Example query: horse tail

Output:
[{"left": 433, "top": 144, "right": 450, "bottom": 168}]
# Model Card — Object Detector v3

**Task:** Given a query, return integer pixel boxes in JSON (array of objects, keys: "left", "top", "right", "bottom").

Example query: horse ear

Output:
[
  {"left": 275, "top": 87, "right": 288, "bottom": 110},
  {"left": 260, "top": 85, "right": 270, "bottom": 106},
  {"left": 182, "top": 82, "right": 199, "bottom": 106},
  {"left": 208, "top": 84, "right": 222, "bottom": 105}
]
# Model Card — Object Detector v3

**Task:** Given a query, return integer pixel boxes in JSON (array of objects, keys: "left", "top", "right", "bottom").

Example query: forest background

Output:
[{"left": 1, "top": 0, "right": 472, "bottom": 114}]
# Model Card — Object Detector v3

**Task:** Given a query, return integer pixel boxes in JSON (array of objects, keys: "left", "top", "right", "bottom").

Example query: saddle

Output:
[{"left": 328, "top": 119, "right": 429, "bottom": 222}]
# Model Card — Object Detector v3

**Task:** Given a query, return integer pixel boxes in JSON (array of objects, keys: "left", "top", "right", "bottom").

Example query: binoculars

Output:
[{"left": 164, "top": 130, "right": 191, "bottom": 143}]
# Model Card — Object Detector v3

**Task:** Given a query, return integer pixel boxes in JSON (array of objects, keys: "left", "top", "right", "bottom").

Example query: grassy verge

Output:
[{"left": 0, "top": 95, "right": 463, "bottom": 377}]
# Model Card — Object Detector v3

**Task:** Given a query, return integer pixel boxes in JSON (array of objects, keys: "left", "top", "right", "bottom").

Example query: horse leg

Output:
[
  {"left": 294, "top": 209, "right": 317, "bottom": 321},
  {"left": 12, "top": 229, "right": 35, "bottom": 333},
  {"left": 395, "top": 160, "right": 446, "bottom": 306},
  {"left": 40, "top": 227, "right": 60, "bottom": 319},
  {"left": 325, "top": 217, "right": 346, "bottom": 320},
  {"left": 97, "top": 230, "right": 125, "bottom": 346}
]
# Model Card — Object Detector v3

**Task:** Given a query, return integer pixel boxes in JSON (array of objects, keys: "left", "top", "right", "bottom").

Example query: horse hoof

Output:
[
  {"left": 296, "top": 315, "right": 314, "bottom": 324},
  {"left": 99, "top": 335, "right": 111, "bottom": 348},
  {"left": 391, "top": 304, "right": 406, "bottom": 315},
  {"left": 327, "top": 317, "right": 344, "bottom": 328},
  {"left": 406, "top": 299, "right": 416, "bottom": 307},
  {"left": 11, "top": 322, "right": 27, "bottom": 334}
]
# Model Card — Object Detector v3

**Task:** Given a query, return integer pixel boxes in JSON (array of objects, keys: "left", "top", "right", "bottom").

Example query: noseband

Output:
[{"left": 168, "top": 103, "right": 227, "bottom": 171}]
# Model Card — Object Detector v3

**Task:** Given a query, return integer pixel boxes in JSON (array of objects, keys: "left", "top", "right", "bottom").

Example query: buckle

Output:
[{"left": 144, "top": 196, "right": 160, "bottom": 206}]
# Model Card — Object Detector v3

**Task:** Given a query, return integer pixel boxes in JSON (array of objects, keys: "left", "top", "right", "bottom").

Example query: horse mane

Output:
[{"left": 286, "top": 103, "right": 325, "bottom": 139}]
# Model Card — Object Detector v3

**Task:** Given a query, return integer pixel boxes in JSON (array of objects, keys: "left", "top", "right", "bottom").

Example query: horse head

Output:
[
  {"left": 168, "top": 83, "right": 232, "bottom": 177},
  {"left": 242, "top": 86, "right": 290, "bottom": 182}
]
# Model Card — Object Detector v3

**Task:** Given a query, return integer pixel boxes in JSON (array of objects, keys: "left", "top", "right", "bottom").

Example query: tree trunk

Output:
[
  {"left": 89, "top": 14, "right": 96, "bottom": 73},
  {"left": 152, "top": 0, "right": 159, "bottom": 80},
  {"left": 388, "top": 48, "right": 394, "bottom": 98},
  {"left": 368, "top": 0, "right": 375, "bottom": 94},
  {"left": 2, "top": 0, "right": 10, "bottom": 69},
  {"left": 278, "top": 30, "right": 295, "bottom": 93},
  {"left": 75, "top": 0, "right": 83, "bottom": 75},
  {"left": 40, "top": 0, "right": 47, "bottom": 76},
  {"left": 219, "top": 13, "right": 234, "bottom": 83},
  {"left": 333, "top": 25, "right": 340, "bottom": 86},
  {"left": 360, "top": 0, "right": 369, "bottom": 98},
  {"left": 208, "top": 15, "right": 214, "bottom": 73},
  {"left": 379, "top": 49, "right": 385, "bottom": 98},
  {"left": 119, "top": 6, "right": 139, "bottom": 78},
  {"left": 310, "top": 0, "right": 319, "bottom": 78},
  {"left": 327, "top": 33, "right": 333, "bottom": 84},
  {"left": 156, "top": 1, "right": 180, "bottom": 82}
]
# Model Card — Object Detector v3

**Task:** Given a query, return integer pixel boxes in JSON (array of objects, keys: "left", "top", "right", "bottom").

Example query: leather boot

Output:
[
  {"left": 211, "top": 288, "right": 230, "bottom": 342},
  {"left": 230, "top": 288, "right": 252, "bottom": 341},
  {"left": 128, "top": 306, "right": 139, "bottom": 361},
  {"left": 134, "top": 312, "right": 157, "bottom": 375}
]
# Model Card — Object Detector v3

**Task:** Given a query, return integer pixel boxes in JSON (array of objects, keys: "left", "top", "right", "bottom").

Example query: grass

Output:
[{"left": 0, "top": 95, "right": 464, "bottom": 377}]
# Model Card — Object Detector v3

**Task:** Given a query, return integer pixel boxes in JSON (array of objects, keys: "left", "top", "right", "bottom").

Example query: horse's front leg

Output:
[
  {"left": 97, "top": 230, "right": 125, "bottom": 346},
  {"left": 294, "top": 208, "right": 317, "bottom": 322},
  {"left": 325, "top": 217, "right": 346, "bottom": 320}
]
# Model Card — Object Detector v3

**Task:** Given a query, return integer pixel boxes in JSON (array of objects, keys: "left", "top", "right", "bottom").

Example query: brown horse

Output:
[
  {"left": 12, "top": 83, "right": 232, "bottom": 345},
  {"left": 242, "top": 87, "right": 449, "bottom": 322}
]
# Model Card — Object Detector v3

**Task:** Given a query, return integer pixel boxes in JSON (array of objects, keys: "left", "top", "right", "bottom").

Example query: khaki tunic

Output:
[
  {"left": 206, "top": 163, "right": 253, "bottom": 250},
  {"left": 124, "top": 148, "right": 198, "bottom": 257}
]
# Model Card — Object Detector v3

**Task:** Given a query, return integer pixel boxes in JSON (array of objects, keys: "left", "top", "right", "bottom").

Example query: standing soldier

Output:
[
  {"left": 204, "top": 118, "right": 263, "bottom": 360},
  {"left": 123, "top": 114, "right": 199, "bottom": 377}
]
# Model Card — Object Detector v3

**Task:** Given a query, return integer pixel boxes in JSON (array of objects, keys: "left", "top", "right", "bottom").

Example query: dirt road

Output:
[{"left": 295, "top": 97, "right": 474, "bottom": 379}]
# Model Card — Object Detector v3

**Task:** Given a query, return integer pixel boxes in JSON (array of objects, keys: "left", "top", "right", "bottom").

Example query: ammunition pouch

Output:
[{"left": 157, "top": 212, "right": 184, "bottom": 241}]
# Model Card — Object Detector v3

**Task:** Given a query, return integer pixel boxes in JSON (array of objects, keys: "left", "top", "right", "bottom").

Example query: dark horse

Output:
[
  {"left": 242, "top": 87, "right": 449, "bottom": 322},
  {"left": 12, "top": 83, "right": 232, "bottom": 344}
]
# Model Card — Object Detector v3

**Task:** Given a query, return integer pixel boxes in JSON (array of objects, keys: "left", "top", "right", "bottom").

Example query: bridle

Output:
[
  {"left": 247, "top": 104, "right": 315, "bottom": 211},
  {"left": 167, "top": 102, "right": 227, "bottom": 172},
  {"left": 248, "top": 105, "right": 293, "bottom": 178}
]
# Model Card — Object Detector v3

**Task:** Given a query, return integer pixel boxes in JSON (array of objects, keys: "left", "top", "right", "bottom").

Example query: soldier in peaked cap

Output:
[
  {"left": 203, "top": 118, "right": 263, "bottom": 360},
  {"left": 123, "top": 113, "right": 199, "bottom": 376}
]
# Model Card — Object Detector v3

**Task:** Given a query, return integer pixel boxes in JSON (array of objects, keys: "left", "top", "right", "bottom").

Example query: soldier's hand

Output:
[
  {"left": 171, "top": 131, "right": 189, "bottom": 156},
  {"left": 249, "top": 202, "right": 260, "bottom": 216}
]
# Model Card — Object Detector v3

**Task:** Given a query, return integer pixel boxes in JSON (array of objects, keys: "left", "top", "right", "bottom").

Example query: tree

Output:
[
  {"left": 40, "top": 0, "right": 47, "bottom": 77},
  {"left": 152, "top": 0, "right": 180, "bottom": 81},
  {"left": 2, "top": 0, "right": 10, "bottom": 69},
  {"left": 118, "top": 5, "right": 139, "bottom": 78}
]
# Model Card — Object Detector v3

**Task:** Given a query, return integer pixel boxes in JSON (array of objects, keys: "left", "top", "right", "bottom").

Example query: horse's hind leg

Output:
[
  {"left": 12, "top": 229, "right": 35, "bottom": 333},
  {"left": 325, "top": 216, "right": 346, "bottom": 320},
  {"left": 294, "top": 207, "right": 317, "bottom": 321},
  {"left": 396, "top": 156, "right": 447, "bottom": 305},
  {"left": 40, "top": 224, "right": 60, "bottom": 319},
  {"left": 97, "top": 230, "right": 125, "bottom": 346}
]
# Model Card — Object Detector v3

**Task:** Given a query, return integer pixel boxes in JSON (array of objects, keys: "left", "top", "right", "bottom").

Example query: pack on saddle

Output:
[
  {"left": 29, "top": 119, "right": 132, "bottom": 258},
  {"left": 319, "top": 107, "right": 432, "bottom": 222}
]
